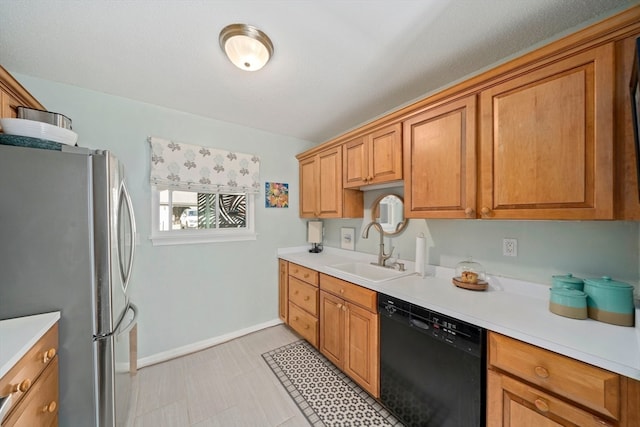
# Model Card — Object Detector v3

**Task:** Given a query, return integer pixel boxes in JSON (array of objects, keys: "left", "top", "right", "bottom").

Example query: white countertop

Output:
[
  {"left": 0, "top": 312, "right": 60, "bottom": 379},
  {"left": 278, "top": 246, "right": 640, "bottom": 380}
]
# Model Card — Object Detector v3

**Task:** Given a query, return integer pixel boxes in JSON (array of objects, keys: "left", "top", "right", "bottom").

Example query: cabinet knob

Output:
[
  {"left": 464, "top": 207, "right": 475, "bottom": 217},
  {"left": 304, "top": 273, "right": 310, "bottom": 278},
  {"left": 304, "top": 296, "right": 310, "bottom": 301},
  {"left": 43, "top": 348, "right": 57, "bottom": 363},
  {"left": 342, "top": 305, "right": 347, "bottom": 311},
  {"left": 534, "top": 366, "right": 549, "bottom": 378},
  {"left": 534, "top": 398, "right": 549, "bottom": 412},
  {"left": 294, "top": 290, "right": 299, "bottom": 295},
  {"left": 13, "top": 379, "right": 31, "bottom": 393},
  {"left": 42, "top": 401, "right": 57, "bottom": 413},
  {"left": 294, "top": 316, "right": 299, "bottom": 321},
  {"left": 480, "top": 207, "right": 491, "bottom": 216},
  {"left": 368, "top": 176, "right": 373, "bottom": 182},
  {"left": 304, "top": 324, "right": 310, "bottom": 330},
  {"left": 339, "top": 289, "right": 344, "bottom": 294},
  {"left": 336, "top": 303, "right": 343, "bottom": 309}
]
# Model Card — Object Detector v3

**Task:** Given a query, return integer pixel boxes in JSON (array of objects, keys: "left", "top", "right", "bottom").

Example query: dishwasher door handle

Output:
[{"left": 410, "top": 318, "right": 430, "bottom": 330}]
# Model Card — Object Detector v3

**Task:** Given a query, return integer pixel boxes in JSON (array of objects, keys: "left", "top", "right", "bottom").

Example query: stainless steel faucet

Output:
[{"left": 362, "top": 221, "right": 394, "bottom": 267}]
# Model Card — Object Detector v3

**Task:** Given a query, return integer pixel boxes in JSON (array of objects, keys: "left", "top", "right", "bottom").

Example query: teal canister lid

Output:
[
  {"left": 583, "top": 276, "right": 633, "bottom": 289},
  {"left": 551, "top": 273, "right": 584, "bottom": 290}
]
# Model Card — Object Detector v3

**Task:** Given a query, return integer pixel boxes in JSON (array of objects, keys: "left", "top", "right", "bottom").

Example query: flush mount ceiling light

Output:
[{"left": 219, "top": 24, "right": 274, "bottom": 71}]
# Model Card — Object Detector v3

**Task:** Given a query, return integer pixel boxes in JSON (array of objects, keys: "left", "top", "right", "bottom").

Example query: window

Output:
[
  {"left": 147, "top": 136, "right": 260, "bottom": 246},
  {"left": 151, "top": 187, "right": 255, "bottom": 245}
]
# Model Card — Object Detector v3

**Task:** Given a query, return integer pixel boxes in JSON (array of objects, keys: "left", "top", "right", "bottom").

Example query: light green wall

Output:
[
  {"left": 325, "top": 189, "right": 640, "bottom": 289},
  {"left": 14, "top": 73, "right": 314, "bottom": 359}
]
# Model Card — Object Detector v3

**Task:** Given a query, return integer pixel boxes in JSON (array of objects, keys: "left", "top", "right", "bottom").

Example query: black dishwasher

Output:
[{"left": 378, "top": 294, "right": 486, "bottom": 427}]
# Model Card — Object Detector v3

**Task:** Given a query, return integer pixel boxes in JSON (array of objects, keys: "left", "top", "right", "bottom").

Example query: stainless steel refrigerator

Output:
[{"left": 0, "top": 142, "right": 138, "bottom": 426}]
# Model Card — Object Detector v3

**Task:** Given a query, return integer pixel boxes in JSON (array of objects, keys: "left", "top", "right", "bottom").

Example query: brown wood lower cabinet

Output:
[
  {"left": 319, "top": 274, "right": 379, "bottom": 398},
  {"left": 487, "top": 331, "right": 640, "bottom": 427},
  {"left": 0, "top": 323, "right": 59, "bottom": 427}
]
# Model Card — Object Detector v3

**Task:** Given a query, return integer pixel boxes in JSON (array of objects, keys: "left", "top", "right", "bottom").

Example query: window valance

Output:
[{"left": 148, "top": 136, "right": 261, "bottom": 194}]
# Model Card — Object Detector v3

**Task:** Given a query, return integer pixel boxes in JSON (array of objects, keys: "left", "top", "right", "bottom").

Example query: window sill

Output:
[{"left": 150, "top": 231, "right": 257, "bottom": 246}]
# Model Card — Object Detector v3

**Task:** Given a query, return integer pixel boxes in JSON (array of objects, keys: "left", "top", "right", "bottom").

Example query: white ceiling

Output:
[{"left": 0, "top": 0, "right": 634, "bottom": 143}]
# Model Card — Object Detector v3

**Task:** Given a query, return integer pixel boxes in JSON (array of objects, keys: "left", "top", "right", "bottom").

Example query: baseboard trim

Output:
[{"left": 137, "top": 318, "right": 284, "bottom": 369}]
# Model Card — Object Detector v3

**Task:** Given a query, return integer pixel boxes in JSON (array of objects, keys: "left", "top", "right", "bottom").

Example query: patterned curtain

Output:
[{"left": 148, "top": 136, "right": 261, "bottom": 194}]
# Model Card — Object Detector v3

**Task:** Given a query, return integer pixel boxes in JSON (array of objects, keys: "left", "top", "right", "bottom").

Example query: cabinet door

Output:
[
  {"left": 319, "top": 290, "right": 345, "bottom": 368},
  {"left": 368, "top": 123, "right": 402, "bottom": 185},
  {"left": 343, "top": 136, "right": 368, "bottom": 188},
  {"left": 404, "top": 96, "right": 477, "bottom": 218},
  {"left": 479, "top": 43, "right": 614, "bottom": 219},
  {"left": 299, "top": 156, "right": 317, "bottom": 217},
  {"left": 344, "top": 303, "right": 379, "bottom": 398},
  {"left": 317, "top": 147, "right": 343, "bottom": 217},
  {"left": 487, "top": 370, "right": 616, "bottom": 427},
  {"left": 278, "top": 260, "right": 288, "bottom": 323}
]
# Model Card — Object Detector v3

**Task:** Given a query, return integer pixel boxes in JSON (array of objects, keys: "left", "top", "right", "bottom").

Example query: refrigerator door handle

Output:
[
  {"left": 118, "top": 303, "right": 138, "bottom": 336},
  {"left": 119, "top": 180, "right": 137, "bottom": 289},
  {"left": 95, "top": 303, "right": 138, "bottom": 340}
]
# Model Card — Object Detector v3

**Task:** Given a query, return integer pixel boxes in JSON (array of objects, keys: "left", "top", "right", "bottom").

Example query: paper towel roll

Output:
[{"left": 415, "top": 233, "right": 426, "bottom": 277}]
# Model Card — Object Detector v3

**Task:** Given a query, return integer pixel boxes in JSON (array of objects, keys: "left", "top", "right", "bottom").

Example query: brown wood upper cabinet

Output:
[
  {"left": 405, "top": 44, "right": 615, "bottom": 220},
  {"left": 0, "top": 65, "right": 45, "bottom": 131},
  {"left": 478, "top": 43, "right": 615, "bottom": 220},
  {"left": 299, "top": 146, "right": 363, "bottom": 218},
  {"left": 404, "top": 96, "right": 477, "bottom": 218},
  {"left": 343, "top": 123, "right": 402, "bottom": 188}
]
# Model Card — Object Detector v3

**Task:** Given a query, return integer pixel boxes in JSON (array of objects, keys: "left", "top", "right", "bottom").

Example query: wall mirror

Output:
[{"left": 371, "top": 194, "right": 408, "bottom": 236}]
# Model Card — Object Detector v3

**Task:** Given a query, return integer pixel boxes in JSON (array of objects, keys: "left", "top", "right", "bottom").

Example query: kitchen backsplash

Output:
[{"left": 321, "top": 189, "right": 640, "bottom": 293}]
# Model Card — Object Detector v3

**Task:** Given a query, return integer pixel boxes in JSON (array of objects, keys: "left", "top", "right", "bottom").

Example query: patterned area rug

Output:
[{"left": 262, "top": 340, "right": 402, "bottom": 427}]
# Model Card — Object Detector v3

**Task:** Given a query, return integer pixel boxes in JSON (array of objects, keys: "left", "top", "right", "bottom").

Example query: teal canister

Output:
[
  {"left": 583, "top": 276, "right": 635, "bottom": 327},
  {"left": 551, "top": 273, "right": 584, "bottom": 291},
  {"left": 549, "top": 288, "right": 588, "bottom": 319}
]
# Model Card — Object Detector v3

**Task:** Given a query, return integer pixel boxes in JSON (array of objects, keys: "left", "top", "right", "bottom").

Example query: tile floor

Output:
[{"left": 131, "top": 324, "right": 311, "bottom": 427}]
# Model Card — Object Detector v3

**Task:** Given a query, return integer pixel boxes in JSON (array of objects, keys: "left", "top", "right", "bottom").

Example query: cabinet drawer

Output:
[
  {"left": 488, "top": 370, "right": 616, "bottom": 427},
  {"left": 320, "top": 274, "right": 377, "bottom": 312},
  {"left": 288, "top": 302, "right": 318, "bottom": 347},
  {"left": 289, "top": 277, "right": 318, "bottom": 316},
  {"left": 3, "top": 356, "right": 58, "bottom": 427},
  {"left": 289, "top": 263, "right": 319, "bottom": 286},
  {"left": 488, "top": 332, "right": 620, "bottom": 419},
  {"left": 0, "top": 324, "right": 58, "bottom": 416}
]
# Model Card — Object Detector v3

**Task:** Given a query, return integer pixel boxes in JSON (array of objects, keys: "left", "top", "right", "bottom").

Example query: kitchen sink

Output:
[{"left": 326, "top": 262, "right": 416, "bottom": 283}]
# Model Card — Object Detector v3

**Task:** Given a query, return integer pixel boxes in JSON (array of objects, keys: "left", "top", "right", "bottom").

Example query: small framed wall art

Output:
[
  {"left": 341, "top": 227, "right": 355, "bottom": 251},
  {"left": 265, "top": 182, "right": 289, "bottom": 208}
]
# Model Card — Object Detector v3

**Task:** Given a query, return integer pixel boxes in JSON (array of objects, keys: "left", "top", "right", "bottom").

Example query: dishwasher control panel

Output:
[{"left": 379, "top": 294, "right": 484, "bottom": 357}]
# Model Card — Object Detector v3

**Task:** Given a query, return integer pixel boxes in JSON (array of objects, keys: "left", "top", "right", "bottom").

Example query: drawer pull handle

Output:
[
  {"left": 42, "top": 401, "right": 57, "bottom": 413},
  {"left": 304, "top": 296, "right": 310, "bottom": 301},
  {"left": 43, "top": 348, "right": 56, "bottom": 363},
  {"left": 534, "top": 366, "right": 549, "bottom": 378},
  {"left": 534, "top": 398, "right": 549, "bottom": 412},
  {"left": 13, "top": 379, "right": 31, "bottom": 393}
]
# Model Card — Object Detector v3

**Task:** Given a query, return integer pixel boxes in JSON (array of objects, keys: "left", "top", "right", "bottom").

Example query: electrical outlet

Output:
[{"left": 503, "top": 238, "right": 517, "bottom": 257}]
